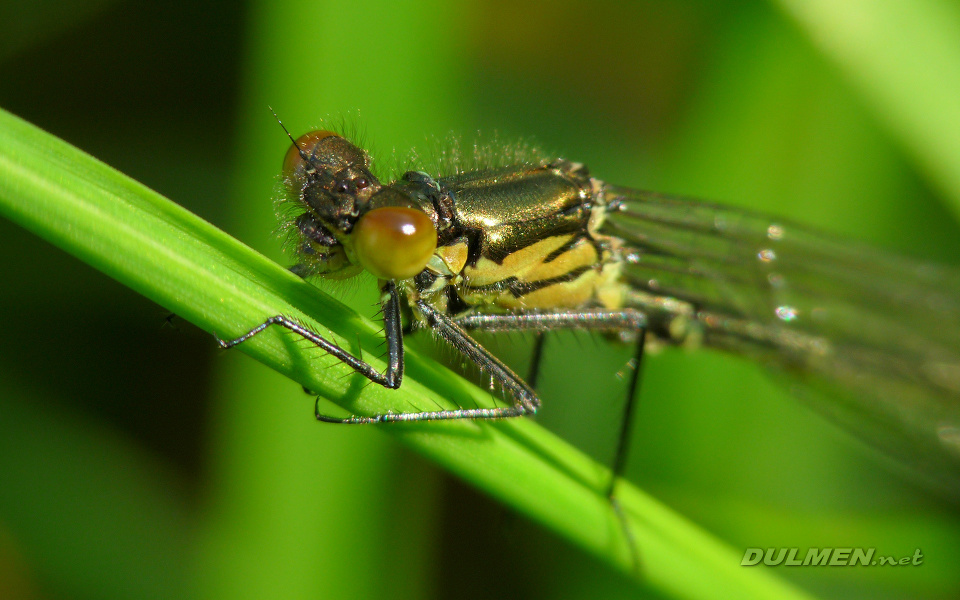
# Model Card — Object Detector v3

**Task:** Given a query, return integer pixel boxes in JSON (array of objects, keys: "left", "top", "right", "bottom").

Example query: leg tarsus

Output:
[
  {"left": 609, "top": 494, "right": 642, "bottom": 575},
  {"left": 606, "top": 329, "right": 646, "bottom": 497},
  {"left": 528, "top": 332, "right": 547, "bottom": 390}
]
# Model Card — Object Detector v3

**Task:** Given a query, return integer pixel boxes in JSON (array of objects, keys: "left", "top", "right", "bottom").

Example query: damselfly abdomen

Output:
[{"left": 218, "top": 125, "right": 960, "bottom": 493}]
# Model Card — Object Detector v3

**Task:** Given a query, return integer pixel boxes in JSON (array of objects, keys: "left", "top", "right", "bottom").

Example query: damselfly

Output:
[{"left": 218, "top": 122, "right": 960, "bottom": 501}]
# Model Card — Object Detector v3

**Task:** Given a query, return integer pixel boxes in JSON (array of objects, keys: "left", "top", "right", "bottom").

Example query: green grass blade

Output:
[
  {"left": 0, "top": 107, "right": 816, "bottom": 600},
  {"left": 775, "top": 0, "right": 960, "bottom": 219}
]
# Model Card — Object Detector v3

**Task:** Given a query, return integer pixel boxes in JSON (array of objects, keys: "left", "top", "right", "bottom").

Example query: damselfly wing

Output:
[{"left": 605, "top": 190, "right": 960, "bottom": 484}]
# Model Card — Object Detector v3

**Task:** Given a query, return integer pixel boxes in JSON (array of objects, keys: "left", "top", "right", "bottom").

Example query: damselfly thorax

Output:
[
  {"left": 219, "top": 125, "right": 960, "bottom": 495},
  {"left": 413, "top": 161, "right": 621, "bottom": 313}
]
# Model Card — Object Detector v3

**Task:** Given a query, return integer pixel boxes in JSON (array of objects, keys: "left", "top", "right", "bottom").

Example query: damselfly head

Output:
[
  {"left": 282, "top": 130, "right": 381, "bottom": 234},
  {"left": 279, "top": 129, "right": 438, "bottom": 281},
  {"left": 276, "top": 129, "right": 376, "bottom": 278}
]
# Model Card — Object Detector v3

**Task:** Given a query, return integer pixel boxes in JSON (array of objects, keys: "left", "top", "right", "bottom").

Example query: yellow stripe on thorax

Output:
[{"left": 458, "top": 232, "right": 627, "bottom": 310}]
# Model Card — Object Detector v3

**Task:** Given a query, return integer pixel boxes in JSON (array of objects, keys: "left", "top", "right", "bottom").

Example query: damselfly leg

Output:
[
  {"left": 527, "top": 333, "right": 547, "bottom": 390},
  {"left": 216, "top": 281, "right": 404, "bottom": 392},
  {"left": 216, "top": 280, "right": 542, "bottom": 423},
  {"left": 453, "top": 309, "right": 649, "bottom": 494},
  {"left": 218, "top": 296, "right": 650, "bottom": 486},
  {"left": 520, "top": 328, "right": 643, "bottom": 496},
  {"left": 217, "top": 299, "right": 650, "bottom": 571}
]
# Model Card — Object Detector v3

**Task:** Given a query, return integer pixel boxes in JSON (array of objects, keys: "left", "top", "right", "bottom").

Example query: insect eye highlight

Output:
[
  {"left": 353, "top": 207, "right": 438, "bottom": 280},
  {"left": 282, "top": 130, "right": 341, "bottom": 177}
]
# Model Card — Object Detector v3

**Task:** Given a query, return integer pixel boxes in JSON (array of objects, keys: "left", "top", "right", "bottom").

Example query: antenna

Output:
[{"left": 269, "top": 106, "right": 314, "bottom": 171}]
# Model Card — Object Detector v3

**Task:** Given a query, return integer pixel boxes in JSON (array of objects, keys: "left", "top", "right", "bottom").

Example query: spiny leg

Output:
[
  {"left": 454, "top": 309, "right": 646, "bottom": 333},
  {"left": 455, "top": 308, "right": 648, "bottom": 572},
  {"left": 315, "top": 300, "right": 539, "bottom": 422},
  {"left": 217, "top": 313, "right": 399, "bottom": 387},
  {"left": 454, "top": 308, "right": 647, "bottom": 427},
  {"left": 216, "top": 281, "right": 540, "bottom": 423},
  {"left": 410, "top": 300, "right": 540, "bottom": 419},
  {"left": 215, "top": 282, "right": 401, "bottom": 416},
  {"left": 454, "top": 309, "right": 648, "bottom": 487}
]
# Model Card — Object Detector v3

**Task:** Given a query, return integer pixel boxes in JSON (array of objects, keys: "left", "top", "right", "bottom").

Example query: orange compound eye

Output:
[
  {"left": 353, "top": 207, "right": 438, "bottom": 280},
  {"left": 282, "top": 130, "right": 340, "bottom": 177}
]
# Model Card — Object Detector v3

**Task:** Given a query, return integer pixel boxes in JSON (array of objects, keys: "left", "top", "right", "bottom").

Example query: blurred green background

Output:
[{"left": 2, "top": 0, "right": 960, "bottom": 598}]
